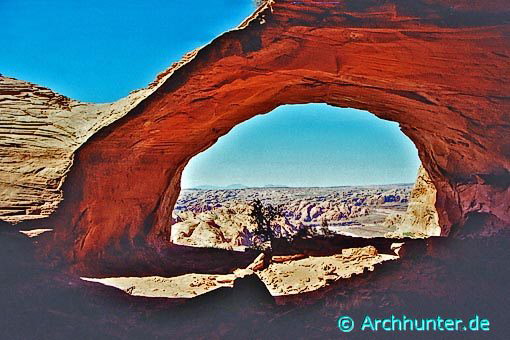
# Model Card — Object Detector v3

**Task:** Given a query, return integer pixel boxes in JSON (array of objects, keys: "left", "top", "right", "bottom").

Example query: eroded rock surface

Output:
[
  {"left": 171, "top": 185, "right": 415, "bottom": 250},
  {"left": 0, "top": 76, "right": 160, "bottom": 223},
  {"left": 256, "top": 246, "right": 398, "bottom": 296},
  {"left": 0, "top": 0, "right": 508, "bottom": 268},
  {"left": 384, "top": 166, "right": 441, "bottom": 237},
  {"left": 82, "top": 274, "right": 239, "bottom": 299},
  {"left": 81, "top": 246, "right": 397, "bottom": 298}
]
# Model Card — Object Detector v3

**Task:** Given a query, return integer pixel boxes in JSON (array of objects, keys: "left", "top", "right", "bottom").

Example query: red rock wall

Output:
[{"left": 36, "top": 0, "right": 510, "bottom": 263}]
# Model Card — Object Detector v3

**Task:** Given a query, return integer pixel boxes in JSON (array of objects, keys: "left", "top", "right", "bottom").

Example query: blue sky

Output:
[
  {"left": 182, "top": 104, "right": 420, "bottom": 188},
  {"left": 1, "top": 0, "right": 254, "bottom": 102},
  {"left": 2, "top": 0, "right": 420, "bottom": 187}
]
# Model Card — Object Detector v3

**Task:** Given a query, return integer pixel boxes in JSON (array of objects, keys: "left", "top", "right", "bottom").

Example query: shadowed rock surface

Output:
[
  {"left": 1, "top": 227, "right": 509, "bottom": 339},
  {"left": 81, "top": 246, "right": 399, "bottom": 299}
]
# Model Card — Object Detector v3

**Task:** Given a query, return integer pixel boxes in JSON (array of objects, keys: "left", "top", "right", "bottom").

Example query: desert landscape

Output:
[
  {"left": 171, "top": 165, "right": 441, "bottom": 253},
  {"left": 172, "top": 185, "right": 412, "bottom": 248}
]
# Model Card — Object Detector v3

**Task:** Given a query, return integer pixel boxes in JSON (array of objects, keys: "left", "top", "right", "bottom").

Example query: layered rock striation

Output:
[
  {"left": 384, "top": 166, "right": 442, "bottom": 237},
  {"left": 0, "top": 76, "right": 163, "bottom": 222}
]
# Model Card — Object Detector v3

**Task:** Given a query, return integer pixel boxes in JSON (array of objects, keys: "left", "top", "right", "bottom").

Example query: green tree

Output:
[{"left": 249, "top": 199, "right": 283, "bottom": 249}]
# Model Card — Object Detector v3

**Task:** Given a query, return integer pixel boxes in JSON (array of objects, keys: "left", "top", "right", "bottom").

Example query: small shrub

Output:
[
  {"left": 249, "top": 199, "right": 284, "bottom": 249},
  {"left": 320, "top": 218, "right": 333, "bottom": 236},
  {"left": 293, "top": 224, "right": 309, "bottom": 241}
]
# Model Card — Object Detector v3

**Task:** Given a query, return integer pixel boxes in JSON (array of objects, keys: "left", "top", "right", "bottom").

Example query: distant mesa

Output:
[
  {"left": 185, "top": 183, "right": 413, "bottom": 190},
  {"left": 187, "top": 184, "right": 294, "bottom": 190},
  {"left": 188, "top": 184, "right": 249, "bottom": 190},
  {"left": 263, "top": 184, "right": 290, "bottom": 188}
]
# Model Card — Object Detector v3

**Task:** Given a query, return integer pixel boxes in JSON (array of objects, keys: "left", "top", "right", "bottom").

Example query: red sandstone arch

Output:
[{"left": 47, "top": 0, "right": 509, "bottom": 266}]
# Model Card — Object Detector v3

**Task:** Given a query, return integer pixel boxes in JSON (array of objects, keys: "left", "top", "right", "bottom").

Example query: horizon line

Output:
[{"left": 183, "top": 182, "right": 415, "bottom": 190}]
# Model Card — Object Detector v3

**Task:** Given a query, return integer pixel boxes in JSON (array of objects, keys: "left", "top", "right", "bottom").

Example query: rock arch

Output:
[{"left": 1, "top": 0, "right": 509, "bottom": 267}]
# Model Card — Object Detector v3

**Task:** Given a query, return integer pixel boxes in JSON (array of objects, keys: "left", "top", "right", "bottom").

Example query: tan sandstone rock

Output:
[{"left": 384, "top": 166, "right": 441, "bottom": 238}]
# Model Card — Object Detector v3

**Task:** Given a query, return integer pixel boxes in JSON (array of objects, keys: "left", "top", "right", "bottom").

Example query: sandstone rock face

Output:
[
  {"left": 171, "top": 203, "right": 256, "bottom": 251},
  {"left": 0, "top": 76, "right": 96, "bottom": 222},
  {"left": 171, "top": 202, "right": 301, "bottom": 251},
  {"left": 0, "top": 76, "right": 162, "bottom": 223},
  {"left": 256, "top": 245, "right": 398, "bottom": 296},
  {"left": 171, "top": 185, "right": 414, "bottom": 250},
  {"left": 81, "top": 246, "right": 399, "bottom": 299},
  {"left": 384, "top": 166, "right": 441, "bottom": 237},
  {"left": 0, "top": 0, "right": 509, "bottom": 268}
]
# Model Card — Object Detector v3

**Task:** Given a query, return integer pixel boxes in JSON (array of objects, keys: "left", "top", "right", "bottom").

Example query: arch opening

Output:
[
  {"left": 27, "top": 0, "right": 509, "bottom": 270},
  {"left": 170, "top": 103, "right": 440, "bottom": 252},
  {"left": 0, "top": 0, "right": 507, "bottom": 316}
]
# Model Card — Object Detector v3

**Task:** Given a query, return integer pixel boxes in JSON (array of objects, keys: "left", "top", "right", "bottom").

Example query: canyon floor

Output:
[{"left": 171, "top": 185, "right": 413, "bottom": 251}]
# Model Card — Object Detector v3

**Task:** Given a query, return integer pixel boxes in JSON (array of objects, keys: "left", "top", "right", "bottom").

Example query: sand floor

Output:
[
  {"left": 82, "top": 245, "right": 400, "bottom": 298},
  {"left": 82, "top": 273, "right": 238, "bottom": 298},
  {"left": 256, "top": 246, "right": 398, "bottom": 296}
]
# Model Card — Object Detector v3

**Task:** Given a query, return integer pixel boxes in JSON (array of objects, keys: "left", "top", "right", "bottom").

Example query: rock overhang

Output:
[{"left": 0, "top": 0, "right": 508, "bottom": 270}]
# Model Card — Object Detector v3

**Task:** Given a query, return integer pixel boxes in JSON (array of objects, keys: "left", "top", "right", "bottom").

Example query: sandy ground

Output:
[
  {"left": 82, "top": 246, "right": 399, "bottom": 298},
  {"left": 256, "top": 246, "right": 398, "bottom": 296},
  {"left": 19, "top": 229, "right": 53, "bottom": 238},
  {"left": 82, "top": 273, "right": 238, "bottom": 298}
]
